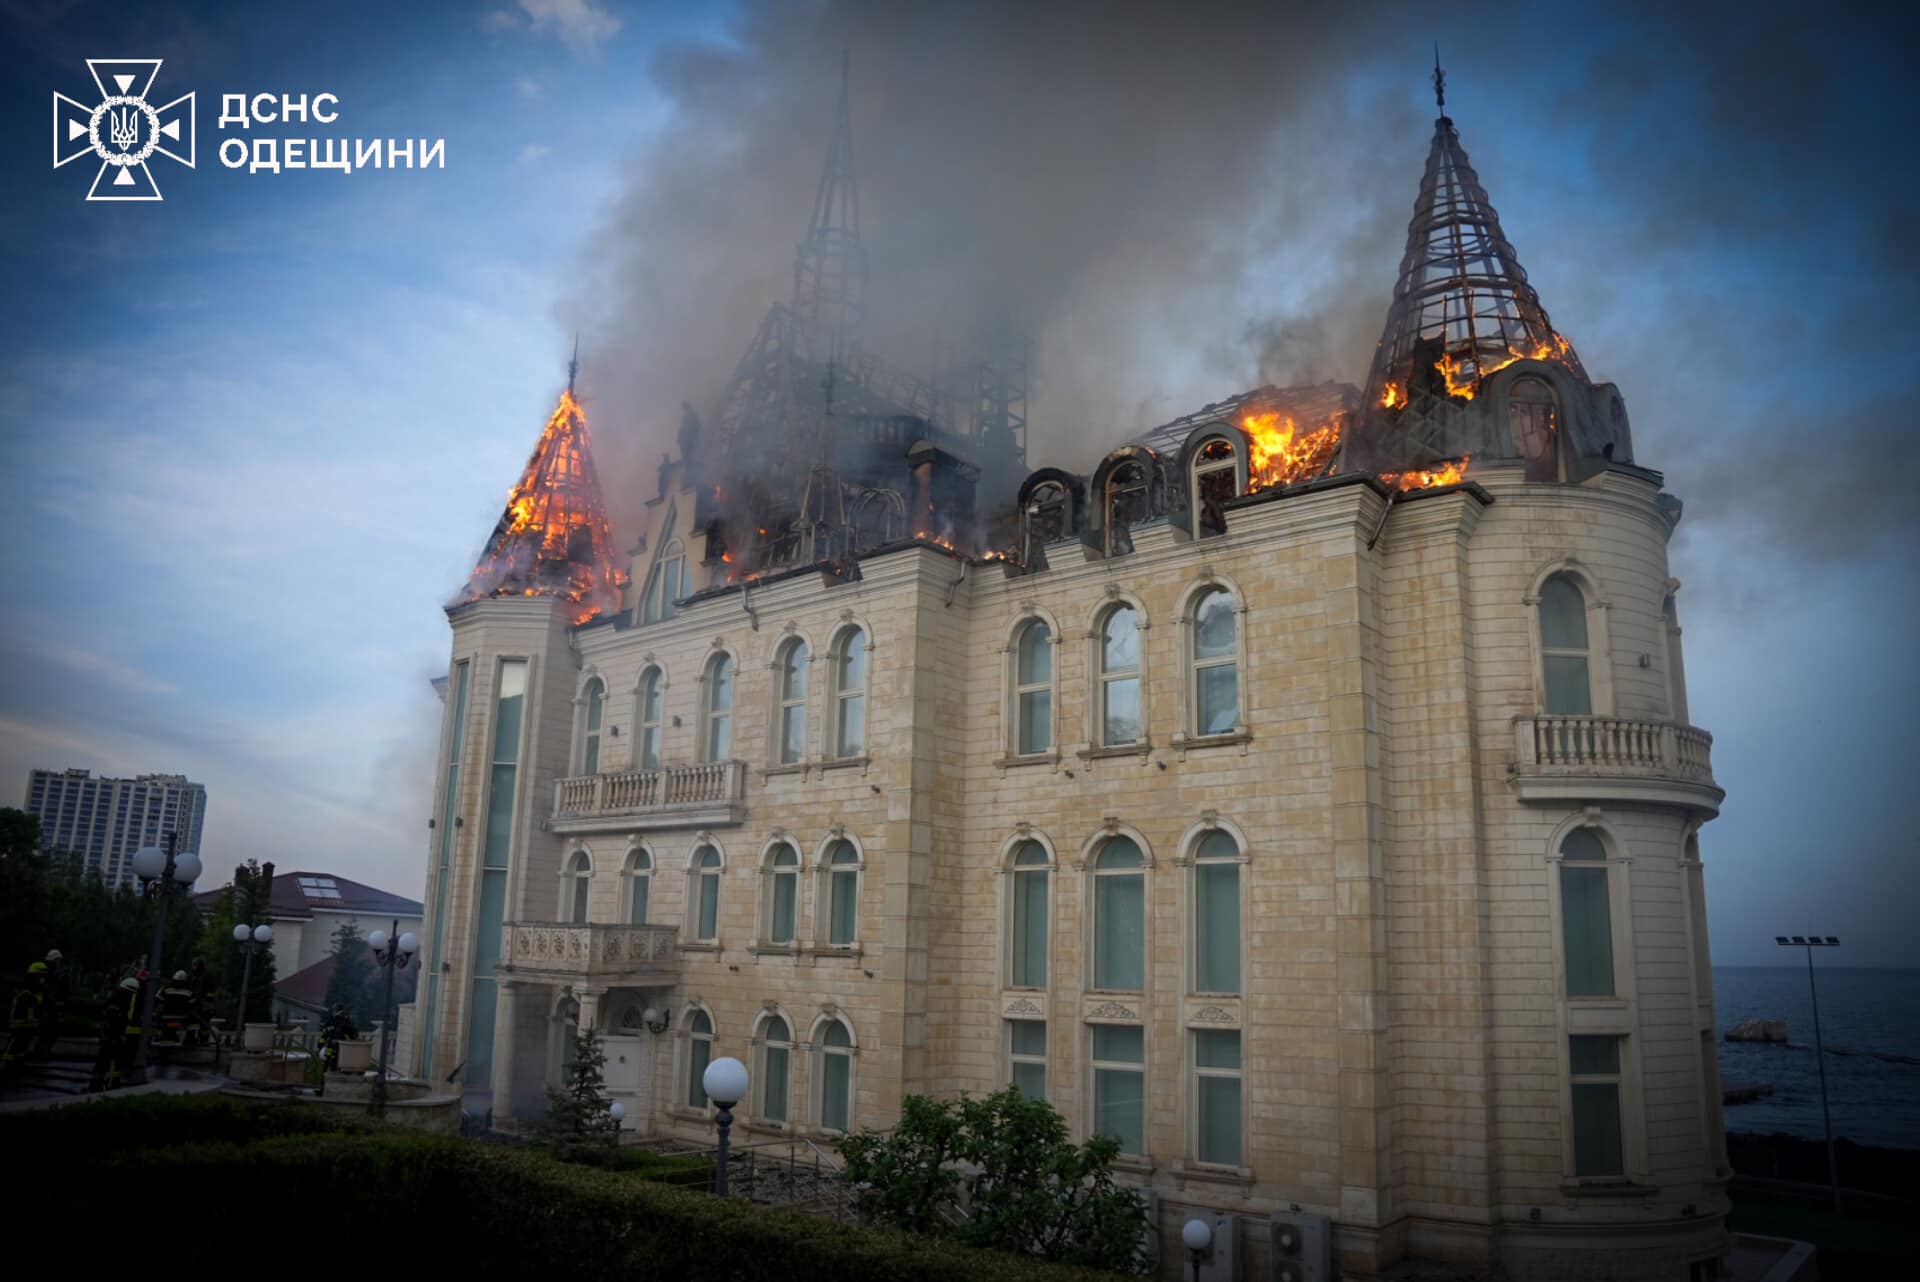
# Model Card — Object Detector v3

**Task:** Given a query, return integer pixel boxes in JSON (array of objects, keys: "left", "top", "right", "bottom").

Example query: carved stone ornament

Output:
[
  {"left": 1005, "top": 997, "right": 1043, "bottom": 1016},
  {"left": 1197, "top": 565, "right": 1217, "bottom": 583},
  {"left": 1088, "top": 1000, "right": 1139, "bottom": 1020},
  {"left": 1101, "top": 815, "right": 1121, "bottom": 835},
  {"left": 1104, "top": 583, "right": 1122, "bottom": 599},
  {"left": 1013, "top": 821, "right": 1034, "bottom": 838},
  {"left": 603, "top": 932, "right": 624, "bottom": 963},
  {"left": 769, "top": 826, "right": 788, "bottom": 841},
  {"left": 1580, "top": 805, "right": 1604, "bottom": 827},
  {"left": 1199, "top": 809, "right": 1220, "bottom": 829},
  {"left": 1190, "top": 1005, "right": 1235, "bottom": 1024},
  {"left": 762, "top": 998, "right": 780, "bottom": 1012},
  {"left": 839, "top": 608, "right": 855, "bottom": 623},
  {"left": 819, "top": 1001, "right": 840, "bottom": 1018},
  {"left": 827, "top": 823, "right": 846, "bottom": 840}
]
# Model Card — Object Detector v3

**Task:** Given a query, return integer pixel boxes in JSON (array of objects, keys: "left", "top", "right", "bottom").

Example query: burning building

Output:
[{"left": 412, "top": 63, "right": 1725, "bottom": 1282}]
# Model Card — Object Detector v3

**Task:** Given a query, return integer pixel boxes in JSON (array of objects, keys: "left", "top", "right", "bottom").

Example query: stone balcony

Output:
[
  {"left": 1511, "top": 715, "right": 1723, "bottom": 814},
  {"left": 547, "top": 760, "right": 748, "bottom": 834},
  {"left": 498, "top": 922, "right": 680, "bottom": 986}
]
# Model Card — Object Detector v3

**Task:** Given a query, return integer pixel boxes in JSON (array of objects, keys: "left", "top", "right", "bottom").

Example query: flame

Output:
[
  {"left": 1380, "top": 457, "right": 1470, "bottom": 491},
  {"left": 1380, "top": 381, "right": 1407, "bottom": 410},
  {"left": 1434, "top": 331, "right": 1575, "bottom": 401},
  {"left": 1242, "top": 410, "right": 1343, "bottom": 490}
]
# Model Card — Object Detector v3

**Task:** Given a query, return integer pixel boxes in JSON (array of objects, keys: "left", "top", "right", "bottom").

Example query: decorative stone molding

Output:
[
  {"left": 1013, "top": 820, "right": 1034, "bottom": 838},
  {"left": 1100, "top": 815, "right": 1121, "bottom": 836},
  {"left": 1191, "top": 1005, "right": 1235, "bottom": 1024},
  {"left": 1004, "top": 997, "right": 1043, "bottom": 1017},
  {"left": 1086, "top": 999, "right": 1141, "bottom": 1021},
  {"left": 827, "top": 823, "right": 846, "bottom": 840}
]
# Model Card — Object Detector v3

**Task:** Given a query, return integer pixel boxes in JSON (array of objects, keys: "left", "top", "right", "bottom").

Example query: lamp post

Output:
[
  {"left": 1181, "top": 1217, "right": 1213, "bottom": 1282},
  {"left": 128, "top": 833, "right": 202, "bottom": 1083},
  {"left": 608, "top": 1099, "right": 625, "bottom": 1147},
  {"left": 367, "top": 922, "right": 420, "bottom": 1118},
  {"left": 702, "top": 1056, "right": 749, "bottom": 1197},
  {"left": 1775, "top": 933, "right": 1842, "bottom": 1213},
  {"left": 231, "top": 922, "right": 274, "bottom": 1041}
]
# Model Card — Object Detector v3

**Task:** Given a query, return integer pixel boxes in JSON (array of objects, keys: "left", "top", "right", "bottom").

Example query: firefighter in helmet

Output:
[
  {"left": 88, "top": 975, "right": 143, "bottom": 1093},
  {"left": 34, "top": 950, "right": 69, "bottom": 1059},
  {"left": 186, "top": 957, "right": 215, "bottom": 1046},
  {"left": 3, "top": 963, "right": 48, "bottom": 1077},
  {"left": 156, "top": 971, "right": 194, "bottom": 1047}
]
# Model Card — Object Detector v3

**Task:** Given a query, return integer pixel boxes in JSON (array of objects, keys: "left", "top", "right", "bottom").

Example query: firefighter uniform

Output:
[
  {"left": 88, "top": 978, "right": 142, "bottom": 1093},
  {"left": 157, "top": 972, "right": 194, "bottom": 1046},
  {"left": 34, "top": 951, "right": 68, "bottom": 1060},
  {"left": 3, "top": 964, "right": 48, "bottom": 1077}
]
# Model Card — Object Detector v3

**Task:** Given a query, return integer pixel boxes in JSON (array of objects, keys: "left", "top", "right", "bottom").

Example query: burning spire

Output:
[
  {"left": 452, "top": 347, "right": 627, "bottom": 624},
  {"left": 792, "top": 51, "right": 866, "bottom": 359},
  {"left": 1364, "top": 56, "right": 1587, "bottom": 409}
]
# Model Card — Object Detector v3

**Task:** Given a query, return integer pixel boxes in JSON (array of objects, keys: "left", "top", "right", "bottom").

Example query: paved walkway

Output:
[{"left": 0, "top": 1065, "right": 225, "bottom": 1114}]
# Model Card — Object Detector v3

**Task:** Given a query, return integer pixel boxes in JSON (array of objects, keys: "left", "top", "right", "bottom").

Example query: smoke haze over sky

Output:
[{"left": 1, "top": 0, "right": 1915, "bottom": 964}]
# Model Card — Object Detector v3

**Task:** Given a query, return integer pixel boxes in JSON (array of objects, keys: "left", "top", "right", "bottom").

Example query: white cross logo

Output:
[{"left": 53, "top": 59, "right": 195, "bottom": 202}]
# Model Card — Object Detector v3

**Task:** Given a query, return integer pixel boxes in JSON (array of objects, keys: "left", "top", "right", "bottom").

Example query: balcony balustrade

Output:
[
  {"left": 498, "top": 921, "right": 680, "bottom": 984},
  {"left": 1511, "top": 715, "right": 1721, "bottom": 813},
  {"left": 549, "top": 759, "right": 747, "bottom": 833}
]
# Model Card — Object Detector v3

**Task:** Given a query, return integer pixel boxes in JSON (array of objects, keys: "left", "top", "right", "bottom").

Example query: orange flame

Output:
[
  {"left": 1242, "top": 410, "right": 1343, "bottom": 490},
  {"left": 1380, "top": 457, "right": 1470, "bottom": 491},
  {"left": 1380, "top": 381, "right": 1407, "bottom": 410},
  {"left": 1434, "top": 331, "right": 1575, "bottom": 401}
]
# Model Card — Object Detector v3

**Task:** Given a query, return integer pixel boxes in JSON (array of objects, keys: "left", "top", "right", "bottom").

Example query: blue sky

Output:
[{"left": 2, "top": 1, "right": 1915, "bottom": 965}]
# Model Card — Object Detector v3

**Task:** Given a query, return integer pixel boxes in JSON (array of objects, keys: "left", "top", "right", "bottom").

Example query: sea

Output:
[{"left": 1714, "top": 965, "right": 1920, "bottom": 1151}]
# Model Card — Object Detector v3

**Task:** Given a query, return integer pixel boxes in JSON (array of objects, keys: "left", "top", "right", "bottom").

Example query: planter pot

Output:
[
  {"left": 336, "top": 1037, "right": 375, "bottom": 1073},
  {"left": 242, "top": 1023, "right": 276, "bottom": 1052}
]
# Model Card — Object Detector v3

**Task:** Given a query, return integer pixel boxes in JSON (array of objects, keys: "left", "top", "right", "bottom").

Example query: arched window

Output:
[
  {"left": 1192, "top": 830, "right": 1241, "bottom": 994},
  {"left": 703, "top": 653, "right": 735, "bottom": 762},
  {"left": 564, "top": 849, "right": 592, "bottom": 924},
  {"left": 1013, "top": 620, "right": 1053, "bottom": 755},
  {"left": 623, "top": 847, "right": 652, "bottom": 925},
  {"left": 686, "top": 1009, "right": 714, "bottom": 1107},
  {"left": 1190, "top": 587, "right": 1237, "bottom": 737},
  {"left": 642, "top": 538, "right": 691, "bottom": 624},
  {"left": 1539, "top": 576, "right": 1592, "bottom": 715},
  {"left": 830, "top": 628, "right": 868, "bottom": 758},
  {"left": 1191, "top": 436, "right": 1238, "bottom": 535},
  {"left": 1509, "top": 377, "right": 1559, "bottom": 482},
  {"left": 579, "top": 678, "right": 605, "bottom": 774},
  {"left": 1559, "top": 828, "right": 1613, "bottom": 997},
  {"left": 637, "top": 669, "right": 664, "bottom": 771},
  {"left": 1097, "top": 606, "right": 1143, "bottom": 747},
  {"left": 1009, "top": 841, "right": 1049, "bottom": 988},
  {"left": 1026, "top": 480, "right": 1069, "bottom": 547},
  {"left": 1105, "top": 461, "right": 1148, "bottom": 556},
  {"left": 690, "top": 846, "right": 722, "bottom": 942},
  {"left": 1092, "top": 836, "right": 1146, "bottom": 991},
  {"left": 818, "top": 1019, "right": 855, "bottom": 1132},
  {"left": 776, "top": 638, "right": 810, "bottom": 765},
  {"left": 764, "top": 842, "right": 800, "bottom": 945},
  {"left": 821, "top": 839, "right": 861, "bottom": 948},
  {"left": 759, "top": 1015, "right": 793, "bottom": 1124},
  {"left": 1091, "top": 1023, "right": 1145, "bottom": 1156}
]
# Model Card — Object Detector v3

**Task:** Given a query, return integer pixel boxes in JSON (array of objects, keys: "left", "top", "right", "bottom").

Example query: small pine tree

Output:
[
  {"left": 539, "top": 1023, "right": 621, "bottom": 1163},
  {"left": 323, "top": 921, "right": 379, "bottom": 1028}
]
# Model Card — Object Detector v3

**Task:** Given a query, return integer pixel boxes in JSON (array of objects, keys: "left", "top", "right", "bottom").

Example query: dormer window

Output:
[
  {"left": 1509, "top": 377, "right": 1559, "bottom": 482},
  {"left": 1190, "top": 436, "right": 1238, "bottom": 535},
  {"left": 1105, "top": 462, "right": 1148, "bottom": 556}
]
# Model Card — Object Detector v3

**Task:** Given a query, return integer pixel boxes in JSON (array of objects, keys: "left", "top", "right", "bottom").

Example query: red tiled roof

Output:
[{"left": 194, "top": 870, "right": 422, "bottom": 921}]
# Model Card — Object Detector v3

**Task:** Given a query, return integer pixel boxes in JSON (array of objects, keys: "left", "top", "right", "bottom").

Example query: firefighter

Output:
[
  {"left": 4, "top": 963, "right": 48, "bottom": 1078},
  {"left": 186, "top": 957, "right": 215, "bottom": 1046},
  {"left": 157, "top": 971, "right": 194, "bottom": 1047},
  {"left": 320, "top": 1003, "right": 357, "bottom": 1072},
  {"left": 34, "top": 950, "right": 69, "bottom": 1059},
  {"left": 87, "top": 975, "right": 142, "bottom": 1092}
]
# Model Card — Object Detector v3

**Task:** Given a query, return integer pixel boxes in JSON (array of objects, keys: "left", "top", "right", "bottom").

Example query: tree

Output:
[
  {"left": 193, "top": 861, "right": 277, "bottom": 1024},
  {"left": 323, "top": 921, "right": 379, "bottom": 1028},
  {"left": 538, "top": 1023, "right": 621, "bottom": 1164},
  {"left": 839, "top": 1088, "right": 1149, "bottom": 1274}
]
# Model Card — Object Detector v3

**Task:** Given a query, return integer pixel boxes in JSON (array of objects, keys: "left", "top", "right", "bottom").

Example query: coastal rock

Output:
[{"left": 1725, "top": 1018, "right": 1789, "bottom": 1044}]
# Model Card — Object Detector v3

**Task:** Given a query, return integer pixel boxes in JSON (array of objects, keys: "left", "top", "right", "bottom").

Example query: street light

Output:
[
  {"left": 128, "top": 834, "right": 201, "bottom": 1083},
  {"left": 231, "top": 922, "right": 273, "bottom": 1042},
  {"left": 1775, "top": 933, "right": 1843, "bottom": 1213},
  {"left": 367, "top": 921, "right": 420, "bottom": 1118},
  {"left": 702, "top": 1056, "right": 749, "bottom": 1196},
  {"left": 609, "top": 1099, "right": 626, "bottom": 1144},
  {"left": 1182, "top": 1217, "right": 1213, "bottom": 1282}
]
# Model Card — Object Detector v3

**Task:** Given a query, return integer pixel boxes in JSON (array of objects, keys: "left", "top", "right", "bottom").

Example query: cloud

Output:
[
  {"left": 519, "top": 142, "right": 552, "bottom": 164},
  {"left": 486, "top": 0, "right": 622, "bottom": 54},
  {"left": 515, "top": 74, "right": 542, "bottom": 100},
  {"left": 40, "top": 646, "right": 179, "bottom": 697}
]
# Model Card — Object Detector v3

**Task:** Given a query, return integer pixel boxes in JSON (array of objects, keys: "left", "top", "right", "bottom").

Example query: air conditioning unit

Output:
[
  {"left": 1269, "top": 1209, "right": 1332, "bottom": 1282},
  {"left": 1197, "top": 1210, "right": 1240, "bottom": 1282}
]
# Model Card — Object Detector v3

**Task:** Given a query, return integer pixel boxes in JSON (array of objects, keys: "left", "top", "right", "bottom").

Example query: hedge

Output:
[{"left": 2, "top": 1097, "right": 1123, "bottom": 1280}]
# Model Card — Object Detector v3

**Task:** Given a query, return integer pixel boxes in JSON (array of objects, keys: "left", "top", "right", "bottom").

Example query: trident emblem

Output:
[
  {"left": 108, "top": 105, "right": 139, "bottom": 151},
  {"left": 52, "top": 59, "right": 195, "bottom": 202}
]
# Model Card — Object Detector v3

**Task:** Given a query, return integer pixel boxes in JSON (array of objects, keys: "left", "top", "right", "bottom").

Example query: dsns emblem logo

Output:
[{"left": 53, "top": 60, "right": 195, "bottom": 202}]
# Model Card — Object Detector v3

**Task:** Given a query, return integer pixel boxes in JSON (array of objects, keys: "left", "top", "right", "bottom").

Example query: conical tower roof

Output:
[
  {"left": 792, "top": 52, "right": 866, "bottom": 358},
  {"left": 454, "top": 357, "right": 626, "bottom": 624},
  {"left": 1364, "top": 77, "right": 1586, "bottom": 409}
]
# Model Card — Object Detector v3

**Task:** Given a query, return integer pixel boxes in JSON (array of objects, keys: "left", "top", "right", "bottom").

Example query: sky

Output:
[{"left": 1, "top": 0, "right": 1915, "bottom": 966}]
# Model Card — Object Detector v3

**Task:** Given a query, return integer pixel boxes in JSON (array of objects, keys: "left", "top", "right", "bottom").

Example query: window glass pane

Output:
[
  {"left": 466, "top": 976, "right": 497, "bottom": 1086},
  {"left": 830, "top": 871, "right": 857, "bottom": 945},
  {"left": 1010, "top": 1019, "right": 1047, "bottom": 1057},
  {"left": 1569, "top": 1035, "right": 1621, "bottom": 1076},
  {"left": 1103, "top": 608, "right": 1140, "bottom": 671},
  {"left": 586, "top": 683, "right": 603, "bottom": 730},
  {"left": 781, "top": 705, "right": 805, "bottom": 763},
  {"left": 493, "top": 663, "right": 526, "bottom": 760},
  {"left": 1196, "top": 862, "right": 1241, "bottom": 993},
  {"left": 1018, "top": 622, "right": 1051, "bottom": 683},
  {"left": 1561, "top": 829, "right": 1606, "bottom": 861},
  {"left": 689, "top": 1037, "right": 711, "bottom": 1108},
  {"left": 709, "top": 658, "right": 734, "bottom": 711},
  {"left": 709, "top": 712, "right": 731, "bottom": 761},
  {"left": 824, "top": 1021, "right": 852, "bottom": 1048},
  {"left": 1095, "top": 872, "right": 1145, "bottom": 990},
  {"left": 764, "top": 1045, "right": 789, "bottom": 1122},
  {"left": 772, "top": 873, "right": 796, "bottom": 943},
  {"left": 1561, "top": 867, "right": 1615, "bottom": 997},
  {"left": 773, "top": 845, "right": 798, "bottom": 866},
  {"left": 1196, "top": 831, "right": 1237, "bottom": 861},
  {"left": 1012, "top": 869, "right": 1048, "bottom": 987},
  {"left": 839, "top": 630, "right": 868, "bottom": 688},
  {"left": 483, "top": 764, "right": 517, "bottom": 868},
  {"left": 640, "top": 727, "right": 660, "bottom": 772},
  {"left": 1018, "top": 689, "right": 1052, "bottom": 754},
  {"left": 1194, "top": 590, "right": 1235, "bottom": 659},
  {"left": 1572, "top": 1082, "right": 1624, "bottom": 1176},
  {"left": 1093, "top": 1068, "right": 1145, "bottom": 1154},
  {"left": 1097, "top": 837, "right": 1142, "bottom": 870},
  {"left": 765, "top": 1016, "right": 790, "bottom": 1042},
  {"left": 1540, "top": 578, "right": 1589, "bottom": 650},
  {"left": 783, "top": 643, "right": 809, "bottom": 699},
  {"left": 629, "top": 876, "right": 649, "bottom": 925},
  {"left": 698, "top": 873, "right": 719, "bottom": 940},
  {"left": 642, "top": 674, "right": 662, "bottom": 722},
  {"left": 1197, "top": 1074, "right": 1242, "bottom": 1166},
  {"left": 1092, "top": 1022, "right": 1144, "bottom": 1063},
  {"left": 1544, "top": 656, "right": 1592, "bottom": 715},
  {"left": 1013, "top": 1060, "right": 1046, "bottom": 1098},
  {"left": 571, "top": 874, "right": 590, "bottom": 924},
  {"left": 1102, "top": 676, "right": 1141, "bottom": 745},
  {"left": 1195, "top": 1029, "right": 1241, "bottom": 1069},
  {"left": 822, "top": 1053, "right": 851, "bottom": 1130},
  {"left": 1196, "top": 664, "right": 1238, "bottom": 736},
  {"left": 690, "top": 1010, "right": 712, "bottom": 1035},
  {"left": 473, "top": 868, "right": 507, "bottom": 972},
  {"left": 1013, "top": 841, "right": 1048, "bottom": 868},
  {"left": 582, "top": 737, "right": 599, "bottom": 776},
  {"left": 838, "top": 693, "right": 866, "bottom": 757}
]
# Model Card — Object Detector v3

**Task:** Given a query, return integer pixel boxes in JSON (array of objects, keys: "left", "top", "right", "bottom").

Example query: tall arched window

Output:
[
  {"left": 759, "top": 1015, "right": 793, "bottom": 1124},
  {"left": 831, "top": 628, "right": 868, "bottom": 758},
  {"left": 1509, "top": 377, "right": 1559, "bottom": 482},
  {"left": 821, "top": 839, "right": 861, "bottom": 948},
  {"left": 564, "top": 849, "right": 592, "bottom": 924},
  {"left": 703, "top": 654, "right": 735, "bottom": 761},
  {"left": 1539, "top": 576, "right": 1593, "bottom": 715},
  {"left": 1098, "top": 606, "right": 1143, "bottom": 747},
  {"left": 1560, "top": 828, "right": 1614, "bottom": 997},
  {"left": 579, "top": 678, "right": 605, "bottom": 774},
  {"left": 1191, "top": 436, "right": 1238, "bottom": 535},
  {"left": 1190, "top": 587, "right": 1237, "bottom": 737},
  {"left": 1013, "top": 620, "right": 1052, "bottom": 754},
  {"left": 776, "top": 638, "right": 809, "bottom": 765},
  {"left": 690, "top": 846, "right": 722, "bottom": 942},
  {"left": 1192, "top": 830, "right": 1241, "bottom": 994},
  {"left": 637, "top": 669, "right": 663, "bottom": 771},
  {"left": 642, "top": 539, "right": 691, "bottom": 624},
  {"left": 1105, "top": 461, "right": 1148, "bottom": 556},
  {"left": 686, "top": 1009, "right": 714, "bottom": 1107},
  {"left": 764, "top": 842, "right": 800, "bottom": 945},
  {"left": 1009, "top": 841, "right": 1050, "bottom": 988},
  {"left": 818, "top": 1019, "right": 855, "bottom": 1132},
  {"left": 1092, "top": 836, "right": 1146, "bottom": 991},
  {"left": 1026, "top": 480, "right": 1069, "bottom": 547},
  {"left": 623, "top": 847, "right": 652, "bottom": 924}
]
